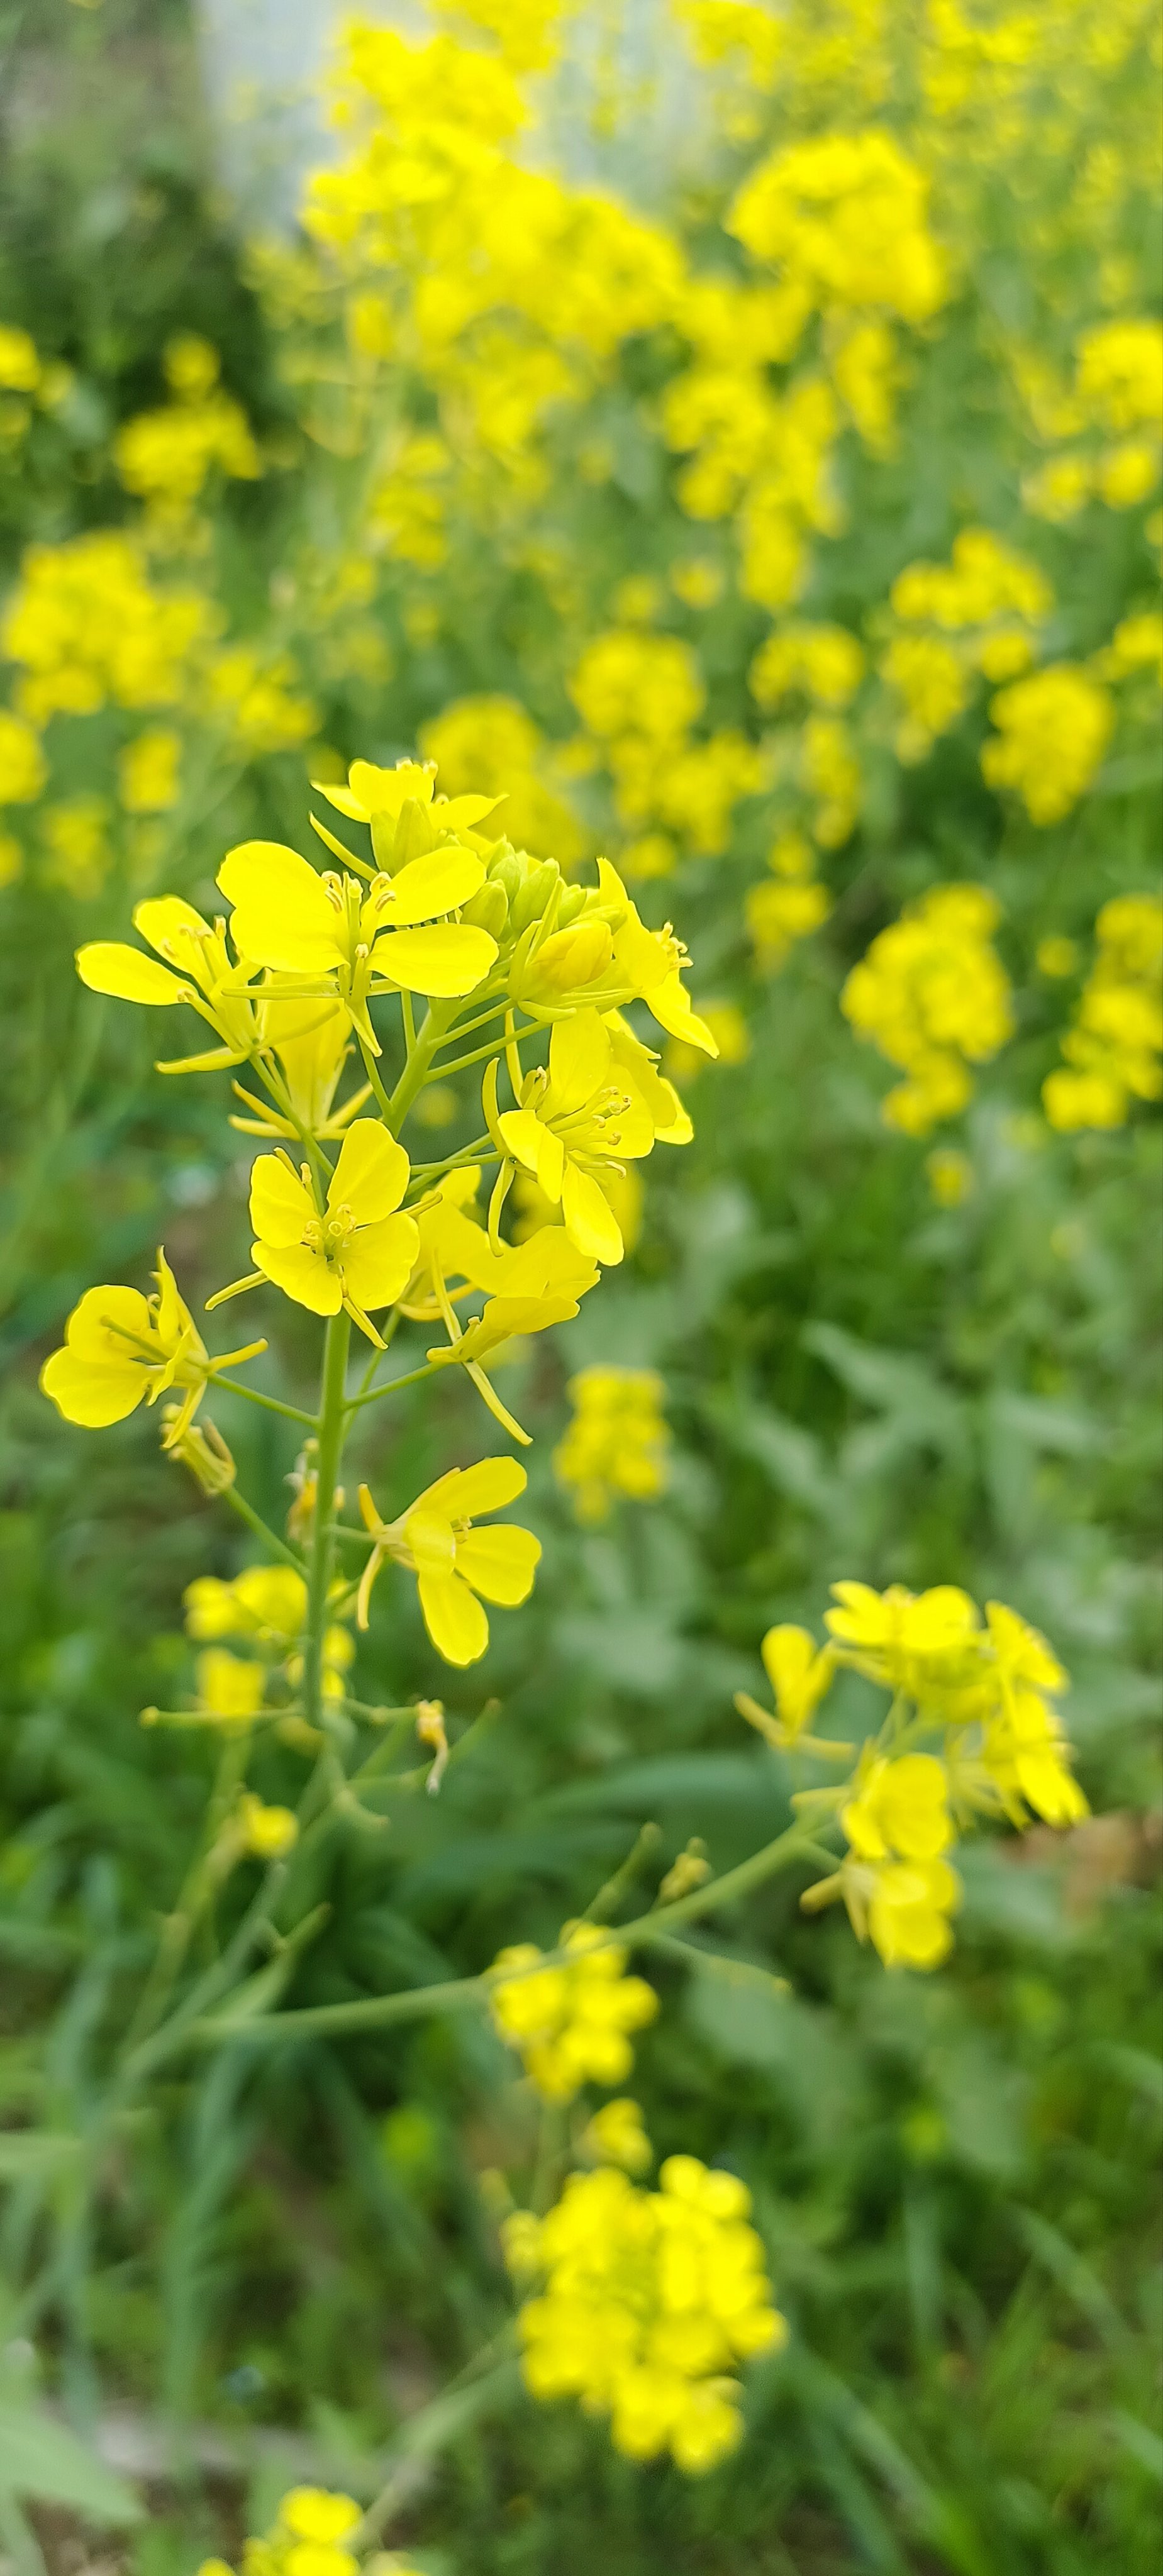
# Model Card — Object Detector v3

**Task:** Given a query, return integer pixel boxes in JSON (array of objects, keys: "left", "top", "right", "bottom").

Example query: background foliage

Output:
[{"left": 0, "top": 2, "right": 1159, "bottom": 2568}]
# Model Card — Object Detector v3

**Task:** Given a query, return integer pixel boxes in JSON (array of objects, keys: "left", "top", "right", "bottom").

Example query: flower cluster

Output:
[
  {"left": 503, "top": 2144, "right": 786, "bottom": 2472},
  {"left": 113, "top": 334, "right": 261, "bottom": 526},
  {"left": 567, "top": 624, "right": 767, "bottom": 867},
  {"left": 198, "top": 2481, "right": 408, "bottom": 2575},
  {"left": 841, "top": 884, "right": 1014, "bottom": 1133},
  {"left": 1021, "top": 316, "right": 1162, "bottom": 523},
  {"left": 47, "top": 750, "right": 713, "bottom": 1745},
  {"left": 740, "top": 1582, "right": 1086, "bottom": 1970},
  {"left": 1043, "top": 892, "right": 1163, "bottom": 1130},
  {"left": 553, "top": 1365, "right": 671, "bottom": 1523},
  {"left": 1, "top": 531, "right": 214, "bottom": 724},
  {"left": 881, "top": 528, "right": 1053, "bottom": 763},
  {"left": 490, "top": 1920, "right": 659, "bottom": 2101},
  {"left": 981, "top": 664, "right": 1115, "bottom": 826}
]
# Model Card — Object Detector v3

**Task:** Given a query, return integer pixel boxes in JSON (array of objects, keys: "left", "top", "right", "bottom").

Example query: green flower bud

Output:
[
  {"left": 509, "top": 859, "right": 561, "bottom": 935},
  {"left": 461, "top": 878, "right": 509, "bottom": 938}
]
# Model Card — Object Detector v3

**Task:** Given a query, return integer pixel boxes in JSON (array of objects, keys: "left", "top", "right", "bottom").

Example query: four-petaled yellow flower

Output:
[
  {"left": 77, "top": 896, "right": 260, "bottom": 1075},
  {"left": 231, "top": 1120, "right": 418, "bottom": 1341},
  {"left": 41, "top": 1248, "right": 263, "bottom": 1440},
  {"left": 217, "top": 829, "right": 496, "bottom": 1054},
  {"left": 490, "top": 1919, "right": 658, "bottom": 2100},
  {"left": 356, "top": 1457, "right": 541, "bottom": 1664},
  {"left": 497, "top": 1008, "right": 654, "bottom": 1265},
  {"left": 841, "top": 1751, "right": 953, "bottom": 1862}
]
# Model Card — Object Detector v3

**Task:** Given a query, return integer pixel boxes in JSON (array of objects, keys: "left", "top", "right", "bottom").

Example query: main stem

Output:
[{"left": 304, "top": 1310, "right": 352, "bottom": 1733}]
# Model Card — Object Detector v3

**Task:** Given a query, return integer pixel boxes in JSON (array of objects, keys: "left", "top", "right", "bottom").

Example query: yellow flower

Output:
[
  {"left": 216, "top": 831, "right": 496, "bottom": 1048},
  {"left": 239, "top": 1121, "right": 418, "bottom": 1338},
  {"left": 118, "top": 728, "right": 181, "bottom": 814},
  {"left": 842, "top": 1752, "right": 954, "bottom": 1862},
  {"left": 581, "top": 2097, "right": 654, "bottom": 2174},
  {"left": 865, "top": 1857, "right": 960, "bottom": 1969},
  {"left": 746, "top": 876, "right": 832, "bottom": 969},
  {"left": 279, "top": 2488, "right": 361, "bottom": 2541},
  {"left": 77, "top": 894, "right": 262, "bottom": 1076},
  {"left": 825, "top": 1580, "right": 982, "bottom": 1696},
  {"left": 0, "top": 708, "right": 47, "bottom": 805},
  {"left": 491, "top": 1920, "right": 658, "bottom": 2100},
  {"left": 756, "top": 1624, "right": 836, "bottom": 1741},
  {"left": 40, "top": 1249, "right": 262, "bottom": 1441},
  {"left": 184, "top": 1565, "right": 308, "bottom": 1645},
  {"left": 497, "top": 1008, "right": 655, "bottom": 1265},
  {"left": 230, "top": 993, "right": 370, "bottom": 1143},
  {"left": 356, "top": 1457, "right": 540, "bottom": 1663},
  {"left": 509, "top": 2153, "right": 785, "bottom": 2471},
  {"left": 1042, "top": 892, "right": 1162, "bottom": 1131},
  {"left": 981, "top": 665, "right": 1113, "bottom": 825},
  {"left": 840, "top": 884, "right": 1013, "bottom": 1135},
  {"left": 237, "top": 1794, "right": 299, "bottom": 1859},
  {"left": 423, "top": 1223, "right": 601, "bottom": 1441},
  {"left": 552, "top": 1365, "right": 670, "bottom": 1521},
  {"left": 192, "top": 1651, "right": 267, "bottom": 1730}
]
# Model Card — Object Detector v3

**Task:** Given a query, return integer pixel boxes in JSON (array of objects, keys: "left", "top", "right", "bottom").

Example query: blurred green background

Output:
[{"left": 0, "top": 2, "right": 1159, "bottom": 2568}]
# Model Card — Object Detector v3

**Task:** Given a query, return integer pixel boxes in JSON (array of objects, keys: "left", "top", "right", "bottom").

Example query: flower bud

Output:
[
  {"left": 461, "top": 878, "right": 509, "bottom": 938},
  {"left": 517, "top": 916, "right": 613, "bottom": 1002},
  {"left": 557, "top": 883, "right": 587, "bottom": 928},
  {"left": 509, "top": 858, "right": 561, "bottom": 935},
  {"left": 160, "top": 1409, "right": 236, "bottom": 1494},
  {"left": 486, "top": 846, "right": 523, "bottom": 902}
]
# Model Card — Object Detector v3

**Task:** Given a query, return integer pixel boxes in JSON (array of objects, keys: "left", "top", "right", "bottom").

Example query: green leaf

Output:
[{"left": 0, "top": 2397, "right": 141, "bottom": 2523}]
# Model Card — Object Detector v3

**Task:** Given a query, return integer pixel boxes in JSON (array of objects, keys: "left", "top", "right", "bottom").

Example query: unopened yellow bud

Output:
[
  {"left": 657, "top": 1840, "right": 711, "bottom": 1903},
  {"left": 518, "top": 916, "right": 613, "bottom": 1001}
]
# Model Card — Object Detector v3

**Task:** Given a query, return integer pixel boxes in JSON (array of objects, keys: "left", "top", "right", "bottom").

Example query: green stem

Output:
[
  {"left": 345, "top": 1358, "right": 442, "bottom": 1414},
  {"left": 186, "top": 1815, "right": 823, "bottom": 2048},
  {"left": 304, "top": 1312, "right": 352, "bottom": 1733},
  {"left": 385, "top": 1001, "right": 454, "bottom": 1134},
  {"left": 222, "top": 1484, "right": 306, "bottom": 1575},
  {"left": 223, "top": 1380, "right": 317, "bottom": 1430},
  {"left": 355, "top": 1031, "right": 396, "bottom": 1121}
]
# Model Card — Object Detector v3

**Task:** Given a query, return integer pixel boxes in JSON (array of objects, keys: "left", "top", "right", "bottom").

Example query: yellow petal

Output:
[
  {"left": 498, "top": 1109, "right": 564, "bottom": 1200},
  {"left": 445, "top": 1457, "right": 528, "bottom": 1517},
  {"left": 40, "top": 1345, "right": 145, "bottom": 1426},
  {"left": 548, "top": 1008, "right": 609, "bottom": 1111},
  {"left": 417, "top": 1567, "right": 489, "bottom": 1665},
  {"left": 369, "top": 923, "right": 497, "bottom": 997},
  {"left": 377, "top": 843, "right": 486, "bottom": 926},
  {"left": 253, "top": 1241, "right": 342, "bottom": 1314},
  {"left": 218, "top": 842, "right": 342, "bottom": 974},
  {"left": 132, "top": 897, "right": 216, "bottom": 992},
  {"left": 76, "top": 943, "right": 188, "bottom": 1006},
  {"left": 65, "top": 1284, "right": 155, "bottom": 1362},
  {"left": 562, "top": 1163, "right": 624, "bottom": 1265},
  {"left": 348, "top": 757, "right": 435, "bottom": 817},
  {"left": 455, "top": 1524, "right": 541, "bottom": 1605},
  {"left": 405, "top": 1506, "right": 457, "bottom": 1576},
  {"left": 250, "top": 1153, "right": 316, "bottom": 1248},
  {"left": 339, "top": 1212, "right": 420, "bottom": 1311},
  {"left": 327, "top": 1119, "right": 408, "bottom": 1223},
  {"left": 645, "top": 974, "right": 719, "bottom": 1057}
]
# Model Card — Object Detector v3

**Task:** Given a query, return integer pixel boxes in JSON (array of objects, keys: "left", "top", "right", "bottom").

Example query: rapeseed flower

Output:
[
  {"left": 217, "top": 833, "right": 496, "bottom": 1043},
  {"left": 496, "top": 1008, "right": 655, "bottom": 1265},
  {"left": 40, "top": 1250, "right": 262, "bottom": 1440},
  {"left": 981, "top": 664, "right": 1113, "bottom": 823},
  {"left": 1043, "top": 892, "right": 1162, "bottom": 1131},
  {"left": 553, "top": 1365, "right": 671, "bottom": 1521},
  {"left": 491, "top": 1920, "right": 658, "bottom": 2100},
  {"left": 841, "top": 884, "right": 1013, "bottom": 1133},
  {"left": 225, "top": 1121, "right": 418, "bottom": 1340},
  {"left": 506, "top": 2151, "right": 785, "bottom": 2470},
  {"left": 736, "top": 1623, "right": 837, "bottom": 1748},
  {"left": 356, "top": 1457, "right": 540, "bottom": 1663}
]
